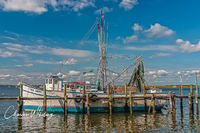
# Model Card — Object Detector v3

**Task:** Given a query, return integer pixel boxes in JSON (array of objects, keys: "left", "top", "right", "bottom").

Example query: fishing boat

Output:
[{"left": 19, "top": 8, "right": 167, "bottom": 113}]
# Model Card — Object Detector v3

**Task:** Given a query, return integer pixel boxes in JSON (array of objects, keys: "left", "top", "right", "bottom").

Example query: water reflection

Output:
[
  {"left": 17, "top": 116, "right": 22, "bottom": 131},
  {"left": 43, "top": 116, "right": 46, "bottom": 133},
  {"left": 1, "top": 111, "right": 198, "bottom": 132},
  {"left": 170, "top": 112, "right": 176, "bottom": 131}
]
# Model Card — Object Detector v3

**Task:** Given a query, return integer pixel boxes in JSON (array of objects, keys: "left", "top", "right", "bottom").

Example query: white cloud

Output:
[
  {"left": 119, "top": 0, "right": 138, "bottom": 10},
  {"left": 124, "top": 45, "right": 177, "bottom": 51},
  {"left": 0, "top": 74, "right": 10, "bottom": 78},
  {"left": 16, "top": 64, "right": 33, "bottom": 67},
  {"left": 51, "top": 48, "right": 92, "bottom": 57},
  {"left": 122, "top": 23, "right": 175, "bottom": 44},
  {"left": 149, "top": 53, "right": 173, "bottom": 59},
  {"left": 68, "top": 70, "right": 80, "bottom": 76},
  {"left": 0, "top": 49, "right": 13, "bottom": 57},
  {"left": 83, "top": 72, "right": 95, "bottom": 76},
  {"left": 61, "top": 58, "right": 77, "bottom": 65},
  {"left": 2, "top": 42, "right": 93, "bottom": 57},
  {"left": 61, "top": 0, "right": 95, "bottom": 12},
  {"left": 94, "top": 7, "right": 113, "bottom": 14},
  {"left": 145, "top": 23, "right": 175, "bottom": 38},
  {"left": 0, "top": 0, "right": 48, "bottom": 14},
  {"left": 0, "top": 0, "right": 95, "bottom": 14},
  {"left": 176, "top": 39, "right": 200, "bottom": 53},
  {"left": 147, "top": 69, "right": 168, "bottom": 80},
  {"left": 132, "top": 23, "right": 142, "bottom": 31},
  {"left": 178, "top": 70, "right": 200, "bottom": 76},
  {"left": 115, "top": 36, "right": 121, "bottom": 40},
  {"left": 123, "top": 35, "right": 138, "bottom": 44},
  {"left": 34, "top": 58, "right": 77, "bottom": 65}
]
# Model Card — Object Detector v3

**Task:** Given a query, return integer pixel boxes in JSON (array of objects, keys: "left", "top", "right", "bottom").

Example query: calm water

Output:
[{"left": 0, "top": 86, "right": 200, "bottom": 132}]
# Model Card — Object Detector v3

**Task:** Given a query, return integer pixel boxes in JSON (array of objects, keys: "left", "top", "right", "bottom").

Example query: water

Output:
[{"left": 0, "top": 86, "right": 200, "bottom": 132}]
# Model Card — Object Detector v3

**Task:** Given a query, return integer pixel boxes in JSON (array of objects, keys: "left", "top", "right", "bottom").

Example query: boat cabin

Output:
[
  {"left": 66, "top": 81, "right": 85, "bottom": 89},
  {"left": 45, "top": 76, "right": 63, "bottom": 91}
]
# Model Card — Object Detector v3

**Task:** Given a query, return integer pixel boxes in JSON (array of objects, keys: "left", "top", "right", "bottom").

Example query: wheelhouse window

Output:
[
  {"left": 46, "top": 79, "right": 48, "bottom": 84},
  {"left": 49, "top": 79, "right": 52, "bottom": 84},
  {"left": 54, "top": 80, "right": 58, "bottom": 84}
]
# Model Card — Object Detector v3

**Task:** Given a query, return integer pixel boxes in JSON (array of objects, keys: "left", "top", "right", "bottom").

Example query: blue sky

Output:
[{"left": 0, "top": 0, "right": 200, "bottom": 85}]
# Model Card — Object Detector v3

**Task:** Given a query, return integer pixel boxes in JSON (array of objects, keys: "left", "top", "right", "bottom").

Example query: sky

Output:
[{"left": 0, "top": 0, "right": 200, "bottom": 85}]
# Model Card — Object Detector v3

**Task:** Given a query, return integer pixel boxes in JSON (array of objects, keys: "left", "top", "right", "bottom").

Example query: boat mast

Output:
[{"left": 96, "top": 7, "right": 106, "bottom": 89}]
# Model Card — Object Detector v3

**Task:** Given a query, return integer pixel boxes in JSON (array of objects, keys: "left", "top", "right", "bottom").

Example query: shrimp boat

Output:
[{"left": 20, "top": 8, "right": 167, "bottom": 113}]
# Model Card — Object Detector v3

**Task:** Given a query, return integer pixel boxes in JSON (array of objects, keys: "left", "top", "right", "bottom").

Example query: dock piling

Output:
[
  {"left": 148, "top": 95, "right": 153, "bottom": 114},
  {"left": 129, "top": 92, "right": 132, "bottom": 115},
  {"left": 172, "top": 92, "right": 176, "bottom": 113},
  {"left": 196, "top": 90, "right": 199, "bottom": 116},
  {"left": 152, "top": 95, "right": 156, "bottom": 114},
  {"left": 82, "top": 85, "right": 86, "bottom": 113},
  {"left": 64, "top": 84, "right": 68, "bottom": 115},
  {"left": 169, "top": 91, "right": 173, "bottom": 113},
  {"left": 179, "top": 85, "right": 183, "bottom": 114},
  {"left": 125, "top": 83, "right": 127, "bottom": 97},
  {"left": 43, "top": 85, "right": 47, "bottom": 113},
  {"left": 190, "top": 85, "right": 194, "bottom": 114},
  {"left": 109, "top": 95, "right": 112, "bottom": 115},
  {"left": 195, "top": 72, "right": 199, "bottom": 116},
  {"left": 86, "top": 94, "right": 90, "bottom": 115},
  {"left": 189, "top": 93, "right": 192, "bottom": 114},
  {"left": 18, "top": 84, "right": 23, "bottom": 114},
  {"left": 107, "top": 85, "right": 110, "bottom": 96}
]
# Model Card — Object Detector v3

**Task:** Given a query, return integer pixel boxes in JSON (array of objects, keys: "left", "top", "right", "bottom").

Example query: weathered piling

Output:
[
  {"left": 179, "top": 85, "right": 183, "bottom": 114},
  {"left": 17, "top": 96, "right": 22, "bottom": 114},
  {"left": 107, "top": 85, "right": 110, "bottom": 96},
  {"left": 64, "top": 84, "right": 68, "bottom": 115},
  {"left": 196, "top": 90, "right": 199, "bottom": 115},
  {"left": 189, "top": 93, "right": 192, "bottom": 114},
  {"left": 43, "top": 85, "right": 47, "bottom": 113},
  {"left": 18, "top": 84, "right": 23, "bottom": 114},
  {"left": 148, "top": 95, "right": 153, "bottom": 114},
  {"left": 82, "top": 85, "right": 86, "bottom": 113},
  {"left": 152, "top": 95, "right": 156, "bottom": 114},
  {"left": 109, "top": 95, "right": 112, "bottom": 115},
  {"left": 86, "top": 94, "right": 90, "bottom": 115},
  {"left": 143, "top": 84, "right": 147, "bottom": 112},
  {"left": 172, "top": 92, "right": 176, "bottom": 113},
  {"left": 190, "top": 85, "right": 194, "bottom": 114},
  {"left": 169, "top": 91, "right": 173, "bottom": 113},
  {"left": 125, "top": 83, "right": 127, "bottom": 97},
  {"left": 195, "top": 72, "right": 199, "bottom": 116},
  {"left": 196, "top": 72, "right": 199, "bottom": 93},
  {"left": 129, "top": 92, "right": 132, "bottom": 115}
]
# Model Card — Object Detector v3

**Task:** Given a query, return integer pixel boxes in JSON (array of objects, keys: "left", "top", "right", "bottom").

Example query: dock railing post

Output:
[
  {"left": 129, "top": 92, "right": 132, "bottom": 115},
  {"left": 43, "top": 85, "right": 47, "bottom": 113},
  {"left": 64, "top": 84, "right": 68, "bottom": 116},
  {"left": 190, "top": 85, "right": 194, "bottom": 114}
]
